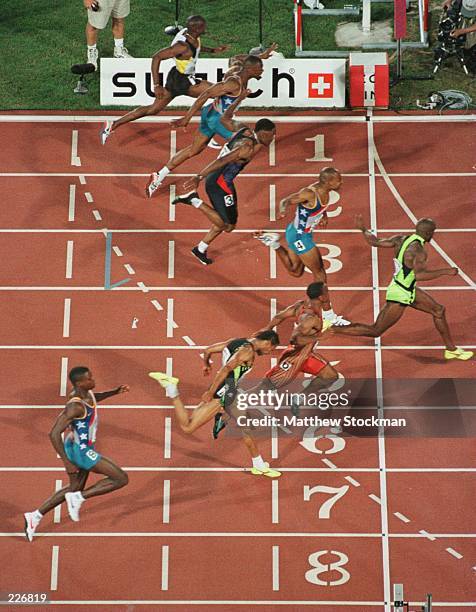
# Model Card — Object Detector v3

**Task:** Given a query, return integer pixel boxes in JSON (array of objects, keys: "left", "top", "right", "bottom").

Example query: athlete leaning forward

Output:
[
  {"left": 212, "top": 282, "right": 342, "bottom": 438},
  {"left": 254, "top": 167, "right": 350, "bottom": 327},
  {"left": 333, "top": 215, "right": 473, "bottom": 361}
]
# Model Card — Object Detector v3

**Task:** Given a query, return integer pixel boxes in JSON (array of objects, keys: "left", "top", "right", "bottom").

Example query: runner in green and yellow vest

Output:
[{"left": 334, "top": 215, "right": 473, "bottom": 361}]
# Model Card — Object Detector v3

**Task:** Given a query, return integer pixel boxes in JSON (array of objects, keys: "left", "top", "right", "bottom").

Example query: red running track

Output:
[{"left": 0, "top": 111, "right": 475, "bottom": 610}]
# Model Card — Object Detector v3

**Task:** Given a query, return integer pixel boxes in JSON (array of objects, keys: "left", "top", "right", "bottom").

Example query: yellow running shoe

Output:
[
  {"left": 250, "top": 462, "right": 282, "bottom": 478},
  {"left": 444, "top": 348, "right": 474, "bottom": 361},
  {"left": 148, "top": 372, "right": 180, "bottom": 386},
  {"left": 321, "top": 318, "right": 334, "bottom": 333}
]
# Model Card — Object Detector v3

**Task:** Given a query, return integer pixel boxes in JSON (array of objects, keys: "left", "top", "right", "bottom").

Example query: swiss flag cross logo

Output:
[{"left": 308, "top": 73, "right": 334, "bottom": 98}]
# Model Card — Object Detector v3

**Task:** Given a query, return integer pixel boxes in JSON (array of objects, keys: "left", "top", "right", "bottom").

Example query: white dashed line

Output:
[
  {"left": 151, "top": 299, "right": 163, "bottom": 311},
  {"left": 62, "top": 298, "right": 71, "bottom": 338},
  {"left": 162, "top": 480, "right": 170, "bottom": 524},
  {"left": 344, "top": 476, "right": 361, "bottom": 487},
  {"left": 79, "top": 175, "right": 86, "bottom": 185},
  {"left": 50, "top": 545, "right": 60, "bottom": 590},
  {"left": 394, "top": 512, "right": 411, "bottom": 523},
  {"left": 321, "top": 458, "right": 337, "bottom": 469},
  {"left": 53, "top": 480, "right": 63, "bottom": 523},
  {"left": 164, "top": 417, "right": 172, "bottom": 459},
  {"left": 68, "top": 185, "right": 76, "bottom": 222},
  {"left": 419, "top": 530, "right": 436, "bottom": 541},
  {"left": 137, "top": 281, "right": 149, "bottom": 293},
  {"left": 182, "top": 336, "right": 195, "bottom": 346},
  {"left": 368, "top": 494, "right": 381, "bottom": 505},
  {"left": 92, "top": 210, "right": 102, "bottom": 221},
  {"left": 60, "top": 357, "right": 68, "bottom": 397},
  {"left": 112, "top": 246, "right": 123, "bottom": 257},
  {"left": 85, "top": 192, "right": 94, "bottom": 203},
  {"left": 65, "top": 240, "right": 74, "bottom": 279},
  {"left": 70, "top": 130, "right": 81, "bottom": 166},
  {"left": 446, "top": 547, "right": 463, "bottom": 559},
  {"left": 124, "top": 264, "right": 135, "bottom": 275}
]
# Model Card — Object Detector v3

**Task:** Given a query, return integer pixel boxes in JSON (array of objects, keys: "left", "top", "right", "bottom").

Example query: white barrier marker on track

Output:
[
  {"left": 272, "top": 545, "right": 280, "bottom": 591},
  {"left": 394, "top": 512, "right": 410, "bottom": 523},
  {"left": 71, "top": 130, "right": 81, "bottom": 166},
  {"left": 161, "top": 545, "right": 169, "bottom": 590},
  {"left": 151, "top": 299, "right": 163, "bottom": 311},
  {"left": 166, "top": 298, "right": 175, "bottom": 338},
  {"left": 269, "top": 139, "right": 276, "bottom": 167},
  {"left": 79, "top": 175, "right": 86, "bottom": 185},
  {"left": 112, "top": 246, "right": 123, "bottom": 257},
  {"left": 270, "top": 248, "right": 277, "bottom": 279},
  {"left": 322, "top": 458, "right": 337, "bottom": 469},
  {"left": 137, "top": 281, "right": 149, "bottom": 293},
  {"left": 68, "top": 185, "right": 76, "bottom": 222},
  {"left": 124, "top": 264, "right": 135, "bottom": 275},
  {"left": 92, "top": 210, "right": 102, "bottom": 221},
  {"left": 272, "top": 481, "right": 279, "bottom": 524},
  {"left": 65, "top": 241, "right": 74, "bottom": 279},
  {"left": 166, "top": 357, "right": 173, "bottom": 377},
  {"left": 344, "top": 476, "right": 361, "bottom": 487},
  {"left": 168, "top": 241, "right": 175, "bottom": 279},
  {"left": 85, "top": 192, "right": 94, "bottom": 203},
  {"left": 368, "top": 493, "right": 382, "bottom": 505},
  {"left": 53, "top": 480, "right": 63, "bottom": 524},
  {"left": 182, "top": 336, "right": 195, "bottom": 346},
  {"left": 170, "top": 130, "right": 176, "bottom": 157},
  {"left": 162, "top": 480, "right": 170, "bottom": 524},
  {"left": 60, "top": 357, "right": 68, "bottom": 396},
  {"left": 62, "top": 298, "right": 71, "bottom": 338},
  {"left": 270, "top": 297, "right": 277, "bottom": 321},
  {"left": 446, "top": 547, "right": 463, "bottom": 559},
  {"left": 419, "top": 530, "right": 436, "bottom": 541},
  {"left": 269, "top": 184, "right": 276, "bottom": 221},
  {"left": 164, "top": 417, "right": 172, "bottom": 459},
  {"left": 50, "top": 545, "right": 60, "bottom": 590}
]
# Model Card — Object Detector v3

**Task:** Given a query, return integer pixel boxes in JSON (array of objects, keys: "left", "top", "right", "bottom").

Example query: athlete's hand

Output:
[
  {"left": 116, "top": 385, "right": 130, "bottom": 394},
  {"left": 262, "top": 42, "right": 279, "bottom": 58},
  {"left": 238, "top": 88, "right": 253, "bottom": 101},
  {"left": 355, "top": 214, "right": 367, "bottom": 232},
  {"left": 214, "top": 45, "right": 230, "bottom": 53},
  {"left": 183, "top": 175, "right": 201, "bottom": 191},
  {"left": 318, "top": 215, "right": 328, "bottom": 229},
  {"left": 447, "top": 267, "right": 458, "bottom": 276},
  {"left": 171, "top": 117, "right": 189, "bottom": 129},
  {"left": 201, "top": 390, "right": 214, "bottom": 403},
  {"left": 203, "top": 365, "right": 212, "bottom": 376},
  {"left": 450, "top": 28, "right": 464, "bottom": 37},
  {"left": 278, "top": 199, "right": 288, "bottom": 218}
]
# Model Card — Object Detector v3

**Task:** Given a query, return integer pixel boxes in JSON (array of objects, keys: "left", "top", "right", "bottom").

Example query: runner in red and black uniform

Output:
[{"left": 172, "top": 118, "right": 276, "bottom": 265}]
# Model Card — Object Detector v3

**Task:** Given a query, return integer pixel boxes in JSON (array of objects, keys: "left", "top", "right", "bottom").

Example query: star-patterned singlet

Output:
[
  {"left": 66, "top": 391, "right": 98, "bottom": 450},
  {"left": 292, "top": 186, "right": 330, "bottom": 236},
  {"left": 212, "top": 76, "right": 243, "bottom": 115}
]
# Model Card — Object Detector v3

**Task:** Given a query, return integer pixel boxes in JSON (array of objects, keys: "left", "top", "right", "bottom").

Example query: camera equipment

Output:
[
  {"left": 71, "top": 63, "right": 96, "bottom": 94},
  {"left": 433, "top": 0, "right": 469, "bottom": 74}
]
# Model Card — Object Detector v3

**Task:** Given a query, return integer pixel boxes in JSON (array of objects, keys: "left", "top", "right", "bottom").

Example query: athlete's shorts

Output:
[
  {"left": 213, "top": 379, "right": 238, "bottom": 410},
  {"left": 165, "top": 67, "right": 201, "bottom": 98},
  {"left": 386, "top": 279, "right": 415, "bottom": 306},
  {"left": 285, "top": 223, "right": 316, "bottom": 255},
  {"left": 87, "top": 0, "right": 130, "bottom": 29},
  {"left": 64, "top": 437, "right": 102, "bottom": 471},
  {"left": 199, "top": 104, "right": 234, "bottom": 140},
  {"left": 265, "top": 345, "right": 328, "bottom": 388},
  {"left": 206, "top": 172, "right": 238, "bottom": 225}
]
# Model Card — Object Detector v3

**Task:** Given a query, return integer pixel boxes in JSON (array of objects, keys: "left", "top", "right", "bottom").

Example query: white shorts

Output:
[{"left": 88, "top": 0, "right": 130, "bottom": 29}]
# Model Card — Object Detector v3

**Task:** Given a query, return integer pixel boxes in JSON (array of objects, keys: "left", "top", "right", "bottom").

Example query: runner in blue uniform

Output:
[
  {"left": 146, "top": 55, "right": 264, "bottom": 196},
  {"left": 254, "top": 167, "right": 350, "bottom": 326},
  {"left": 23, "top": 367, "right": 130, "bottom": 541},
  {"left": 171, "top": 118, "right": 276, "bottom": 265}
]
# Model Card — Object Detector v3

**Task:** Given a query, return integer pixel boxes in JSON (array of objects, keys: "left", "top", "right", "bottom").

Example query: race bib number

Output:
[
  {"left": 85, "top": 449, "right": 98, "bottom": 461},
  {"left": 280, "top": 361, "right": 291, "bottom": 371},
  {"left": 224, "top": 194, "right": 234, "bottom": 207},
  {"left": 294, "top": 239, "right": 306, "bottom": 252}
]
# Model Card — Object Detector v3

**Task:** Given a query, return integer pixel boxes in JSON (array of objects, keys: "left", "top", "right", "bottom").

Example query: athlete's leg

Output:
[
  {"left": 171, "top": 394, "right": 223, "bottom": 434},
  {"left": 305, "top": 363, "right": 339, "bottom": 393},
  {"left": 296, "top": 247, "right": 333, "bottom": 310},
  {"left": 410, "top": 288, "right": 457, "bottom": 350},
  {"left": 334, "top": 302, "right": 406, "bottom": 337},
  {"left": 168, "top": 129, "right": 210, "bottom": 170},
  {"left": 81, "top": 456, "right": 129, "bottom": 498},
  {"left": 37, "top": 470, "right": 89, "bottom": 515},
  {"left": 275, "top": 244, "right": 305, "bottom": 277},
  {"left": 112, "top": 89, "right": 173, "bottom": 131}
]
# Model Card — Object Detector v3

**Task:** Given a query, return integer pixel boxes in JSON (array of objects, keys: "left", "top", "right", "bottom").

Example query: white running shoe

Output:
[
  {"left": 65, "top": 491, "right": 84, "bottom": 522},
  {"left": 208, "top": 138, "right": 221, "bottom": 149},
  {"left": 113, "top": 46, "right": 132, "bottom": 59},
  {"left": 87, "top": 47, "right": 99, "bottom": 70},
  {"left": 254, "top": 231, "right": 280, "bottom": 248},
  {"left": 24, "top": 512, "right": 41, "bottom": 542},
  {"left": 100, "top": 120, "right": 112, "bottom": 145},
  {"left": 146, "top": 173, "right": 162, "bottom": 198},
  {"left": 323, "top": 314, "right": 351, "bottom": 326}
]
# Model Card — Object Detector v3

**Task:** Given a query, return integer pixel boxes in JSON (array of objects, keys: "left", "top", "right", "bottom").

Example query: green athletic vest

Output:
[{"left": 392, "top": 233, "right": 425, "bottom": 290}]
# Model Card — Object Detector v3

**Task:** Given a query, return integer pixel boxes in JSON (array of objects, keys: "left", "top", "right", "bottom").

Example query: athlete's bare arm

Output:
[
  {"left": 151, "top": 42, "right": 189, "bottom": 97},
  {"left": 407, "top": 245, "right": 457, "bottom": 280},
  {"left": 202, "top": 338, "right": 235, "bottom": 374},
  {"left": 183, "top": 141, "right": 254, "bottom": 191},
  {"left": 290, "top": 313, "right": 322, "bottom": 347},
  {"left": 355, "top": 215, "right": 403, "bottom": 248},
  {"left": 278, "top": 187, "right": 315, "bottom": 218},
  {"left": 219, "top": 88, "right": 252, "bottom": 132},
  {"left": 49, "top": 402, "right": 85, "bottom": 474},
  {"left": 202, "top": 344, "right": 254, "bottom": 402},
  {"left": 257, "top": 301, "right": 304, "bottom": 332},
  {"left": 172, "top": 77, "right": 242, "bottom": 128},
  {"left": 94, "top": 385, "right": 130, "bottom": 403}
]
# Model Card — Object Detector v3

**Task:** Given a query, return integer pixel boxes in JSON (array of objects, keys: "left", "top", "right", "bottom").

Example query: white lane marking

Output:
[
  {"left": 166, "top": 298, "right": 175, "bottom": 338},
  {"left": 164, "top": 417, "right": 172, "bottom": 459},
  {"left": 344, "top": 476, "right": 361, "bottom": 487},
  {"left": 162, "top": 480, "right": 170, "bottom": 524},
  {"left": 68, "top": 185, "right": 76, "bottom": 222},
  {"left": 53, "top": 480, "right": 63, "bottom": 523},
  {"left": 50, "top": 545, "right": 60, "bottom": 590},
  {"left": 419, "top": 530, "right": 436, "bottom": 541},
  {"left": 113, "top": 246, "right": 123, "bottom": 257},
  {"left": 446, "top": 547, "right": 463, "bottom": 559},
  {"left": 394, "top": 512, "right": 410, "bottom": 523},
  {"left": 269, "top": 139, "right": 276, "bottom": 166},
  {"left": 151, "top": 299, "right": 163, "bottom": 311},
  {"left": 170, "top": 130, "right": 176, "bottom": 157},
  {"left": 322, "top": 458, "right": 337, "bottom": 469},
  {"left": 270, "top": 298, "right": 277, "bottom": 322},
  {"left": 137, "top": 282, "right": 149, "bottom": 293},
  {"left": 168, "top": 241, "right": 175, "bottom": 279},
  {"left": 272, "top": 481, "right": 279, "bottom": 524},
  {"left": 85, "top": 192, "right": 94, "bottom": 203},
  {"left": 62, "top": 299, "right": 71, "bottom": 338},
  {"left": 271, "top": 425, "right": 278, "bottom": 459},
  {"left": 169, "top": 185, "right": 176, "bottom": 222},
  {"left": 65, "top": 241, "right": 74, "bottom": 279},
  {"left": 79, "top": 175, "right": 86, "bottom": 185},
  {"left": 161, "top": 545, "right": 169, "bottom": 590},
  {"left": 182, "top": 336, "right": 195, "bottom": 346},
  {"left": 124, "top": 264, "right": 135, "bottom": 275},
  {"left": 270, "top": 248, "right": 276, "bottom": 279},
  {"left": 269, "top": 184, "right": 276, "bottom": 221},
  {"left": 92, "top": 210, "right": 102, "bottom": 221},
  {"left": 71, "top": 130, "right": 81, "bottom": 166},
  {"left": 369, "top": 493, "right": 382, "bottom": 505},
  {"left": 272, "top": 545, "right": 279, "bottom": 591},
  {"left": 166, "top": 358, "right": 173, "bottom": 377},
  {"left": 60, "top": 357, "right": 68, "bottom": 396}
]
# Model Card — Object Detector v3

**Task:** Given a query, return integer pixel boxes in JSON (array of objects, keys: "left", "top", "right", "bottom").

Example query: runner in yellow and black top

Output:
[
  {"left": 148, "top": 331, "right": 282, "bottom": 478},
  {"left": 334, "top": 215, "right": 473, "bottom": 361},
  {"left": 102, "top": 15, "right": 229, "bottom": 142}
]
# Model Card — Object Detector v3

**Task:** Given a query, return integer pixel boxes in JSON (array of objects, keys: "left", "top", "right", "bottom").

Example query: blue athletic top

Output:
[
  {"left": 66, "top": 391, "right": 98, "bottom": 450},
  {"left": 212, "top": 75, "right": 243, "bottom": 114},
  {"left": 213, "top": 128, "right": 256, "bottom": 186},
  {"left": 292, "top": 187, "right": 329, "bottom": 235}
]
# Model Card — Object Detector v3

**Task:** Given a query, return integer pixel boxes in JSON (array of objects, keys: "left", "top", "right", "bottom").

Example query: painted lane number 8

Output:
[{"left": 305, "top": 550, "right": 351, "bottom": 586}]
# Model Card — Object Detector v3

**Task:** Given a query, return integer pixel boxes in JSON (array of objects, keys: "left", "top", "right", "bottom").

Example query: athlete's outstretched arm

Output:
[
  {"left": 172, "top": 78, "right": 242, "bottom": 128},
  {"left": 355, "top": 214, "right": 402, "bottom": 247},
  {"left": 202, "top": 338, "right": 234, "bottom": 374},
  {"left": 94, "top": 385, "right": 130, "bottom": 403},
  {"left": 220, "top": 88, "right": 252, "bottom": 132},
  {"left": 411, "top": 249, "right": 458, "bottom": 281},
  {"left": 49, "top": 403, "right": 85, "bottom": 474},
  {"left": 203, "top": 345, "right": 254, "bottom": 401},
  {"left": 257, "top": 302, "right": 302, "bottom": 332}
]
